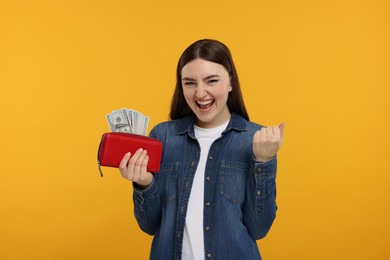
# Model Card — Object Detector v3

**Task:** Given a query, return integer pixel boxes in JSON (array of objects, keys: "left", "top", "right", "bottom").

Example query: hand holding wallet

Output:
[{"left": 97, "top": 132, "right": 162, "bottom": 177}]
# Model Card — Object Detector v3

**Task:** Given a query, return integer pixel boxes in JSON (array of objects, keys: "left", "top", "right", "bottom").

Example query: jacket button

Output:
[
  {"left": 256, "top": 167, "right": 261, "bottom": 172},
  {"left": 205, "top": 202, "right": 211, "bottom": 206},
  {"left": 207, "top": 253, "right": 212, "bottom": 258},
  {"left": 208, "top": 156, "right": 213, "bottom": 160},
  {"left": 257, "top": 190, "right": 261, "bottom": 196},
  {"left": 205, "top": 226, "right": 210, "bottom": 232},
  {"left": 205, "top": 176, "right": 211, "bottom": 181}
]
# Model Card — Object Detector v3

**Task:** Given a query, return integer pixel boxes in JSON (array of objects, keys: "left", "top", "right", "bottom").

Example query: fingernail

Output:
[
  {"left": 126, "top": 152, "right": 131, "bottom": 156},
  {"left": 138, "top": 148, "right": 143, "bottom": 152},
  {"left": 143, "top": 150, "right": 148, "bottom": 154}
]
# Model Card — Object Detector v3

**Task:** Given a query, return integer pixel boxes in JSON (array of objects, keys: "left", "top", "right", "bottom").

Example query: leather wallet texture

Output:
[{"left": 97, "top": 132, "right": 162, "bottom": 176}]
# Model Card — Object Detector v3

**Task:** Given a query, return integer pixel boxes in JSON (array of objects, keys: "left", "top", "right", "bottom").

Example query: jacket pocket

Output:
[
  {"left": 155, "top": 162, "right": 179, "bottom": 206},
  {"left": 218, "top": 160, "right": 250, "bottom": 204}
]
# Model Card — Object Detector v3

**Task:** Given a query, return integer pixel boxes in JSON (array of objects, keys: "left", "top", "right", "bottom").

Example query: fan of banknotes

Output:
[{"left": 106, "top": 108, "right": 150, "bottom": 136}]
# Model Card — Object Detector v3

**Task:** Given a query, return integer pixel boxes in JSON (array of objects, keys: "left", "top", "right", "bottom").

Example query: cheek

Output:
[
  {"left": 182, "top": 89, "right": 193, "bottom": 103},
  {"left": 214, "top": 87, "right": 230, "bottom": 101}
]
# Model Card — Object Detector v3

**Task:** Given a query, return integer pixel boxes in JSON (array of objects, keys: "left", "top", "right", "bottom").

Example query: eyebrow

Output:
[{"left": 182, "top": 74, "right": 221, "bottom": 81}]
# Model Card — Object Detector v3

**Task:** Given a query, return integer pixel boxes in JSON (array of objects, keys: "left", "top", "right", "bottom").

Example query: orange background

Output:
[{"left": 1, "top": 0, "right": 389, "bottom": 259}]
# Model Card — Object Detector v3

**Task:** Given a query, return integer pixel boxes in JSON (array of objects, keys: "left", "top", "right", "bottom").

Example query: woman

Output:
[{"left": 119, "top": 39, "right": 285, "bottom": 260}]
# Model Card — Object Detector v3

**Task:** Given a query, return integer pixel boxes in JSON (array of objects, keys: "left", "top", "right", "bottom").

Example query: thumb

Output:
[{"left": 279, "top": 122, "right": 285, "bottom": 138}]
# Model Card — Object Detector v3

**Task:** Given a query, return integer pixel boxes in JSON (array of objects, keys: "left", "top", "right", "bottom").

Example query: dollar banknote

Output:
[{"left": 106, "top": 108, "right": 149, "bottom": 136}]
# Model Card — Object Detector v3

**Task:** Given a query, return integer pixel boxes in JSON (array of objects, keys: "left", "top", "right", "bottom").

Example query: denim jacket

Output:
[{"left": 133, "top": 113, "right": 277, "bottom": 260}]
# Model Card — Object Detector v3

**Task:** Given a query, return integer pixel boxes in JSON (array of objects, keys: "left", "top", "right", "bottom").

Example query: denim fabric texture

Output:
[{"left": 133, "top": 113, "right": 277, "bottom": 260}]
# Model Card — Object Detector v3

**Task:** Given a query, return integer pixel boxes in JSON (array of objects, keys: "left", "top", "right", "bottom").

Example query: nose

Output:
[{"left": 195, "top": 84, "right": 207, "bottom": 98}]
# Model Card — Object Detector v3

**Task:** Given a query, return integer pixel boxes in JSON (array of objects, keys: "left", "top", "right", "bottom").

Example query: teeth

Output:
[{"left": 196, "top": 100, "right": 213, "bottom": 105}]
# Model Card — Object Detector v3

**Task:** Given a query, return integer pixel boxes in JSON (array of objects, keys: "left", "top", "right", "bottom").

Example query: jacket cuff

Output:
[
  {"left": 133, "top": 177, "right": 158, "bottom": 198},
  {"left": 253, "top": 155, "right": 276, "bottom": 172}
]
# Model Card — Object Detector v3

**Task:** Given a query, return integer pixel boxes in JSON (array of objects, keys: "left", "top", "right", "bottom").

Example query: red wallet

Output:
[{"left": 97, "top": 132, "right": 163, "bottom": 177}]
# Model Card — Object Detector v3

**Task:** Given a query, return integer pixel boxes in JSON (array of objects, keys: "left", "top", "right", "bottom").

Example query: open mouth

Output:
[{"left": 196, "top": 100, "right": 214, "bottom": 109}]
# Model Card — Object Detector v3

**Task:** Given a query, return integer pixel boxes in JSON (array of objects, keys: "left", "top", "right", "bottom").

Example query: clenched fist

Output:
[{"left": 253, "top": 123, "right": 285, "bottom": 162}]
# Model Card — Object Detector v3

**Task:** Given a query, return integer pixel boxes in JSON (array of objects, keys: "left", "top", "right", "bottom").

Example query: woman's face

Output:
[{"left": 181, "top": 58, "right": 232, "bottom": 128}]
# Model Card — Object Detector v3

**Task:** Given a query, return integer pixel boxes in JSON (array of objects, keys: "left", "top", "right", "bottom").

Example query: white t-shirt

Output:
[{"left": 182, "top": 121, "right": 229, "bottom": 260}]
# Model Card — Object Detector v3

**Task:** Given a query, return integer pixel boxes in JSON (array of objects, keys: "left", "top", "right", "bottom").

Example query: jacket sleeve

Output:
[
  {"left": 132, "top": 127, "right": 162, "bottom": 235},
  {"left": 133, "top": 179, "right": 162, "bottom": 235},
  {"left": 243, "top": 155, "right": 278, "bottom": 240}
]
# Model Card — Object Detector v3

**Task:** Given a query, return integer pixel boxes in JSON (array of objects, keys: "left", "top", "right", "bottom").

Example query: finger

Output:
[
  {"left": 272, "top": 125, "right": 280, "bottom": 141},
  {"left": 119, "top": 152, "right": 131, "bottom": 175},
  {"left": 279, "top": 122, "right": 285, "bottom": 141},
  {"left": 253, "top": 130, "right": 261, "bottom": 142},
  {"left": 141, "top": 154, "right": 149, "bottom": 174},
  {"left": 139, "top": 155, "right": 150, "bottom": 182},
  {"left": 133, "top": 149, "right": 148, "bottom": 181},
  {"left": 279, "top": 122, "right": 285, "bottom": 132},
  {"left": 259, "top": 127, "right": 267, "bottom": 139},
  {"left": 266, "top": 126, "right": 274, "bottom": 139},
  {"left": 127, "top": 148, "right": 144, "bottom": 179}
]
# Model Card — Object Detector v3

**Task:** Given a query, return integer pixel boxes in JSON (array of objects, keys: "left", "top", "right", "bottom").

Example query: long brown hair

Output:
[{"left": 169, "top": 39, "right": 249, "bottom": 121}]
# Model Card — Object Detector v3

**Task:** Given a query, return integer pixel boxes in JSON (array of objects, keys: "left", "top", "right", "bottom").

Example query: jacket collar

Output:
[{"left": 176, "top": 112, "right": 247, "bottom": 136}]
